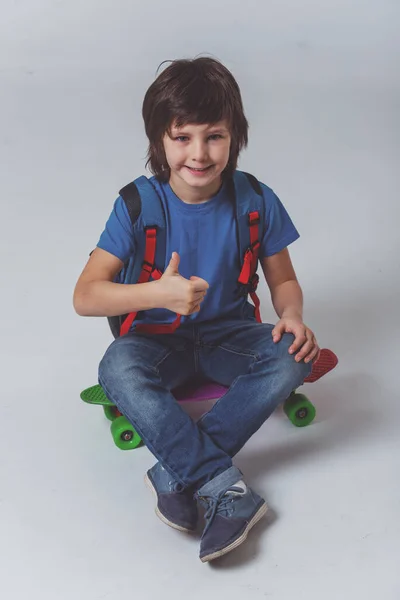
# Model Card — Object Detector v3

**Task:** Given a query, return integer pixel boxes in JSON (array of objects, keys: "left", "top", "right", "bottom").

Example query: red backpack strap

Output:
[
  {"left": 120, "top": 227, "right": 157, "bottom": 335},
  {"left": 238, "top": 211, "right": 260, "bottom": 284},
  {"left": 233, "top": 171, "right": 264, "bottom": 324},
  {"left": 247, "top": 211, "right": 262, "bottom": 323},
  {"left": 120, "top": 227, "right": 181, "bottom": 336},
  {"left": 237, "top": 210, "right": 262, "bottom": 323},
  {"left": 135, "top": 314, "right": 182, "bottom": 334}
]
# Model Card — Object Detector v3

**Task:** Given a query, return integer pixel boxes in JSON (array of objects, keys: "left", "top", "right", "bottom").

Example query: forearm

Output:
[
  {"left": 73, "top": 280, "right": 161, "bottom": 317},
  {"left": 270, "top": 279, "right": 303, "bottom": 320}
]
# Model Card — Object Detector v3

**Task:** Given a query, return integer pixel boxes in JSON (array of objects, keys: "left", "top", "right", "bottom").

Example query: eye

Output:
[
  {"left": 208, "top": 134, "right": 224, "bottom": 141},
  {"left": 174, "top": 136, "right": 189, "bottom": 142}
]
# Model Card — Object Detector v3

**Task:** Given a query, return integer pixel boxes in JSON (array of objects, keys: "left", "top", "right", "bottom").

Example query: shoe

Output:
[
  {"left": 145, "top": 462, "right": 198, "bottom": 533},
  {"left": 195, "top": 466, "right": 267, "bottom": 562}
]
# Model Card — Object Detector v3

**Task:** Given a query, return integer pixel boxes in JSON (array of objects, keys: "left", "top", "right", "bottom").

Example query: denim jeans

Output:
[{"left": 98, "top": 318, "right": 312, "bottom": 491}]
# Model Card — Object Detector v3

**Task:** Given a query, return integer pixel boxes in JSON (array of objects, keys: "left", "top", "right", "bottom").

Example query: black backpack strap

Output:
[
  {"left": 119, "top": 181, "right": 142, "bottom": 226},
  {"left": 242, "top": 172, "right": 263, "bottom": 197}
]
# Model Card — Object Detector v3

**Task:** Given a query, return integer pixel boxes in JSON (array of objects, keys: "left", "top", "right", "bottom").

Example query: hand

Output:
[
  {"left": 272, "top": 315, "right": 320, "bottom": 364},
  {"left": 156, "top": 252, "right": 209, "bottom": 316}
]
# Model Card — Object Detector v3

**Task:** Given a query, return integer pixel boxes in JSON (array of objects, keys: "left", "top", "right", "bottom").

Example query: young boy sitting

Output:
[{"left": 73, "top": 57, "right": 319, "bottom": 562}]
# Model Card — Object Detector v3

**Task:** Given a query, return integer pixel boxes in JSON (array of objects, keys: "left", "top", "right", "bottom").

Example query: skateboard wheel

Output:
[
  {"left": 283, "top": 393, "right": 316, "bottom": 427},
  {"left": 103, "top": 405, "right": 121, "bottom": 421},
  {"left": 110, "top": 416, "right": 142, "bottom": 450}
]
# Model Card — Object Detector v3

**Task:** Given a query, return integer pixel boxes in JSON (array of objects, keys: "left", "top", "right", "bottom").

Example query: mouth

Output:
[{"left": 185, "top": 165, "right": 214, "bottom": 175}]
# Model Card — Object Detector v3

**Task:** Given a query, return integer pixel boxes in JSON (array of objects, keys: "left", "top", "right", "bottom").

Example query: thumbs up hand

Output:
[{"left": 156, "top": 252, "right": 209, "bottom": 315}]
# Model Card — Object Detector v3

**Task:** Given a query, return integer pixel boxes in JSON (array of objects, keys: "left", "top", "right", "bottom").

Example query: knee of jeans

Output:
[
  {"left": 275, "top": 333, "right": 312, "bottom": 389},
  {"left": 98, "top": 339, "right": 142, "bottom": 387},
  {"left": 98, "top": 341, "right": 116, "bottom": 381}
]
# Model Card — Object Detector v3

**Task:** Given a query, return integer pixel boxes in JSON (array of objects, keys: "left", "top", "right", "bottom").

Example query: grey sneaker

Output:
[
  {"left": 145, "top": 462, "right": 198, "bottom": 532},
  {"left": 195, "top": 466, "right": 267, "bottom": 562}
]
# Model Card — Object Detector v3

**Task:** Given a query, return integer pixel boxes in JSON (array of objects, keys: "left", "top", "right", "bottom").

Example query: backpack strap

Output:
[
  {"left": 109, "top": 171, "right": 264, "bottom": 337},
  {"left": 106, "top": 180, "right": 142, "bottom": 338},
  {"left": 114, "top": 176, "right": 181, "bottom": 337},
  {"left": 233, "top": 171, "right": 264, "bottom": 323},
  {"left": 118, "top": 176, "right": 166, "bottom": 286}
]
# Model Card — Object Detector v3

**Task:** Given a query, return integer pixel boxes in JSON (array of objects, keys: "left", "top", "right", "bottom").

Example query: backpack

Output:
[{"left": 108, "top": 170, "right": 265, "bottom": 338}]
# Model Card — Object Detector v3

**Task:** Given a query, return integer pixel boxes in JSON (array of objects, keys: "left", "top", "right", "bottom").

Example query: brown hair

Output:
[{"left": 142, "top": 57, "right": 249, "bottom": 181}]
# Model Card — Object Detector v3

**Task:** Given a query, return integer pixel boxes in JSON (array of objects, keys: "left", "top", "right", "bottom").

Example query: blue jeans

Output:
[{"left": 98, "top": 318, "right": 312, "bottom": 490}]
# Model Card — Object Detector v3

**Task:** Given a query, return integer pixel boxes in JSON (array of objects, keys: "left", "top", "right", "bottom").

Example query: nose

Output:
[{"left": 191, "top": 139, "right": 208, "bottom": 163}]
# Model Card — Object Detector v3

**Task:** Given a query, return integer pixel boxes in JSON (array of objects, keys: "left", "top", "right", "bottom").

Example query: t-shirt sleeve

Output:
[
  {"left": 259, "top": 184, "right": 300, "bottom": 258},
  {"left": 96, "top": 196, "right": 135, "bottom": 262}
]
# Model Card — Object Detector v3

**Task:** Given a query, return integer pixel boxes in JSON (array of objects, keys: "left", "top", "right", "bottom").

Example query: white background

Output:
[{"left": 1, "top": 1, "right": 399, "bottom": 598}]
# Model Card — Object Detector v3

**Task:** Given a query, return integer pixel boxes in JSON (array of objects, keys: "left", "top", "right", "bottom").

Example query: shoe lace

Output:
[{"left": 200, "top": 486, "right": 243, "bottom": 536}]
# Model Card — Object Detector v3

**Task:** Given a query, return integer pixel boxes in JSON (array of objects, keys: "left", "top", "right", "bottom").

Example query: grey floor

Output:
[{"left": 1, "top": 1, "right": 399, "bottom": 599}]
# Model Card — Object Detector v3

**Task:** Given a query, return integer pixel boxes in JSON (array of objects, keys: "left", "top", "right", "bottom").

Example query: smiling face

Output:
[
  {"left": 142, "top": 58, "right": 249, "bottom": 193},
  {"left": 162, "top": 121, "right": 232, "bottom": 202}
]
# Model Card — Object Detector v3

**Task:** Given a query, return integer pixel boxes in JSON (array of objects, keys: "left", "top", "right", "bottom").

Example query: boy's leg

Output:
[
  {"left": 189, "top": 318, "right": 311, "bottom": 561},
  {"left": 196, "top": 318, "right": 313, "bottom": 457},
  {"left": 98, "top": 330, "right": 232, "bottom": 489}
]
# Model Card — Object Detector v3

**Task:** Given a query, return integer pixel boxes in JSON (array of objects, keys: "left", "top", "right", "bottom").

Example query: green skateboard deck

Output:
[{"left": 80, "top": 384, "right": 113, "bottom": 406}]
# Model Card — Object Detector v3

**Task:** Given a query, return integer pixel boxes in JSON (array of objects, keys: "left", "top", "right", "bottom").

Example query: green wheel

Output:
[
  {"left": 283, "top": 393, "right": 316, "bottom": 427},
  {"left": 110, "top": 416, "right": 142, "bottom": 450},
  {"left": 103, "top": 405, "right": 121, "bottom": 421}
]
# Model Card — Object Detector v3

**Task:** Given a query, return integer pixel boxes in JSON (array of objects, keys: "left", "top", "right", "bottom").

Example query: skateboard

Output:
[{"left": 80, "top": 348, "right": 338, "bottom": 450}]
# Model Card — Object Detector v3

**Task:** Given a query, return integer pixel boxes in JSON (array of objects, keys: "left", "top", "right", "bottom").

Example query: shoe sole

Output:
[
  {"left": 144, "top": 473, "right": 194, "bottom": 533},
  {"left": 200, "top": 501, "right": 268, "bottom": 563}
]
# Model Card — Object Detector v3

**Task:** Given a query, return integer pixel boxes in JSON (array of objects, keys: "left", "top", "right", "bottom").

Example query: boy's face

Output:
[{"left": 163, "top": 120, "right": 231, "bottom": 199}]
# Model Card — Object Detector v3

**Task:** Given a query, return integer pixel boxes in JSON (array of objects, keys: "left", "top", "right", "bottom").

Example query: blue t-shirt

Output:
[{"left": 97, "top": 175, "right": 299, "bottom": 328}]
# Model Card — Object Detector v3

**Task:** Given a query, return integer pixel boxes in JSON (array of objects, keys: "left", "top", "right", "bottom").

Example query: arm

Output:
[
  {"left": 261, "top": 247, "right": 303, "bottom": 320},
  {"left": 261, "top": 248, "right": 319, "bottom": 363},
  {"left": 73, "top": 248, "right": 160, "bottom": 317},
  {"left": 73, "top": 249, "right": 209, "bottom": 318}
]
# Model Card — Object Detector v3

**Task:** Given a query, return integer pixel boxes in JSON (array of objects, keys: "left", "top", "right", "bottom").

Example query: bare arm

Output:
[
  {"left": 261, "top": 248, "right": 303, "bottom": 319},
  {"left": 73, "top": 248, "right": 160, "bottom": 317},
  {"left": 261, "top": 248, "right": 319, "bottom": 363},
  {"left": 73, "top": 249, "right": 209, "bottom": 318}
]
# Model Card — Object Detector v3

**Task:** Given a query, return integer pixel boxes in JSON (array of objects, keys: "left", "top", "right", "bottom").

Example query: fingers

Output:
[
  {"left": 295, "top": 334, "right": 319, "bottom": 363},
  {"left": 189, "top": 291, "right": 207, "bottom": 312},
  {"left": 193, "top": 290, "right": 207, "bottom": 303},
  {"left": 272, "top": 322, "right": 285, "bottom": 342},
  {"left": 273, "top": 318, "right": 319, "bottom": 363},
  {"left": 313, "top": 348, "right": 322, "bottom": 363},
  {"left": 187, "top": 301, "right": 202, "bottom": 314},
  {"left": 305, "top": 344, "right": 320, "bottom": 364},
  {"left": 178, "top": 290, "right": 207, "bottom": 315},
  {"left": 190, "top": 275, "right": 209, "bottom": 292},
  {"left": 288, "top": 327, "right": 308, "bottom": 355}
]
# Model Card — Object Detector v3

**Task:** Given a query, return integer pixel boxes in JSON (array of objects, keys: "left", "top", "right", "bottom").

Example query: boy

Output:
[{"left": 73, "top": 57, "right": 319, "bottom": 562}]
